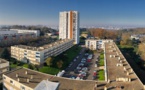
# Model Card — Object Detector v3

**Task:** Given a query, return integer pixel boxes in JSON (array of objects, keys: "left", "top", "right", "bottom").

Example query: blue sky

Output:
[{"left": 0, "top": 0, "right": 145, "bottom": 27}]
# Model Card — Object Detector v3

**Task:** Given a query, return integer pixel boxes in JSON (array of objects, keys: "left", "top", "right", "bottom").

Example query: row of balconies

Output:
[
  {"left": 44, "top": 43, "right": 73, "bottom": 59},
  {"left": 44, "top": 44, "right": 72, "bottom": 56}
]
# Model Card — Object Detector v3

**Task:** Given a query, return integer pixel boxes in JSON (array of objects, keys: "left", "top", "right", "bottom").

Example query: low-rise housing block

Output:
[{"left": 11, "top": 39, "right": 74, "bottom": 65}]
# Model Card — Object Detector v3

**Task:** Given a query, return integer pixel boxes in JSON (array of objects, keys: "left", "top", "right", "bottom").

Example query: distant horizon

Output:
[
  {"left": 0, "top": 0, "right": 145, "bottom": 28},
  {"left": 1, "top": 24, "right": 145, "bottom": 30}
]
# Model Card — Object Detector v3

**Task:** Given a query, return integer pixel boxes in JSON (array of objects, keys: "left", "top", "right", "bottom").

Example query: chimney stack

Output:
[
  {"left": 16, "top": 73, "right": 19, "bottom": 78},
  {"left": 25, "top": 70, "right": 28, "bottom": 75},
  {"left": 17, "top": 78, "right": 20, "bottom": 82},
  {"left": 27, "top": 79, "right": 29, "bottom": 83},
  {"left": 30, "top": 75, "right": 33, "bottom": 79}
]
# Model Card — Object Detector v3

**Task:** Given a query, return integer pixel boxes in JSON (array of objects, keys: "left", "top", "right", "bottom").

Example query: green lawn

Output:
[
  {"left": 98, "top": 70, "right": 105, "bottom": 80},
  {"left": 65, "top": 46, "right": 82, "bottom": 62},
  {"left": 10, "top": 63, "right": 18, "bottom": 68},
  {"left": 39, "top": 66, "right": 60, "bottom": 75},
  {"left": 118, "top": 45, "right": 133, "bottom": 49},
  {"left": 99, "top": 53, "right": 104, "bottom": 66},
  {"left": 23, "top": 64, "right": 29, "bottom": 68}
]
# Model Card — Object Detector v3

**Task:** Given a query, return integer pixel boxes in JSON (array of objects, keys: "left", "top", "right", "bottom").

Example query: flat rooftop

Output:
[
  {"left": 11, "top": 39, "right": 73, "bottom": 51},
  {"left": 4, "top": 68, "right": 96, "bottom": 90},
  {"left": 105, "top": 42, "right": 144, "bottom": 90},
  {"left": 86, "top": 38, "right": 113, "bottom": 41}
]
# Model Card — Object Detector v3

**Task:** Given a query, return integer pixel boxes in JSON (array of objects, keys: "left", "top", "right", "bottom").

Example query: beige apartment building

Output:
[
  {"left": 11, "top": 39, "right": 74, "bottom": 65},
  {"left": 3, "top": 68, "right": 54, "bottom": 90},
  {"left": 0, "top": 58, "right": 9, "bottom": 79},
  {"left": 3, "top": 68, "right": 96, "bottom": 90},
  {"left": 85, "top": 39, "right": 113, "bottom": 50}
]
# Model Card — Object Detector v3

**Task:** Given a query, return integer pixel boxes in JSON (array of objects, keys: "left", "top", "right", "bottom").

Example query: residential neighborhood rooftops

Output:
[
  {"left": 4, "top": 68, "right": 49, "bottom": 88},
  {"left": 11, "top": 39, "right": 73, "bottom": 51},
  {"left": 4, "top": 68, "right": 96, "bottom": 90},
  {"left": 104, "top": 42, "right": 144, "bottom": 90},
  {"left": 0, "top": 58, "right": 8, "bottom": 64}
]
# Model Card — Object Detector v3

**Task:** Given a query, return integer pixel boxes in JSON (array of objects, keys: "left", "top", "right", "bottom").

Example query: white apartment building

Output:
[
  {"left": 11, "top": 39, "right": 74, "bottom": 65},
  {"left": 0, "top": 58, "right": 9, "bottom": 79},
  {"left": 0, "top": 30, "right": 40, "bottom": 44},
  {"left": 59, "top": 11, "right": 80, "bottom": 44},
  {"left": 85, "top": 39, "right": 113, "bottom": 50},
  {"left": 10, "top": 29, "right": 40, "bottom": 37}
]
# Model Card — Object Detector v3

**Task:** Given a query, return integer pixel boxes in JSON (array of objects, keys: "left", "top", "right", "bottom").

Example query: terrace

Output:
[
  {"left": 4, "top": 68, "right": 96, "bottom": 90},
  {"left": 12, "top": 39, "right": 73, "bottom": 51},
  {"left": 104, "top": 42, "right": 144, "bottom": 89}
]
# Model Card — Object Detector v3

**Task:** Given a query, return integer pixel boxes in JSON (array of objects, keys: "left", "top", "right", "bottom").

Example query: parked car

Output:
[
  {"left": 81, "top": 60, "right": 86, "bottom": 63},
  {"left": 87, "top": 59, "right": 91, "bottom": 62},
  {"left": 84, "top": 63, "right": 89, "bottom": 67},
  {"left": 68, "top": 63, "right": 73, "bottom": 67},
  {"left": 85, "top": 53, "right": 89, "bottom": 56},
  {"left": 92, "top": 76, "right": 96, "bottom": 80},
  {"left": 74, "top": 69, "right": 79, "bottom": 74},
  {"left": 81, "top": 67, "right": 88, "bottom": 72},
  {"left": 95, "top": 64, "right": 97, "bottom": 67},
  {"left": 82, "top": 58, "right": 86, "bottom": 61},
  {"left": 74, "top": 59, "right": 76, "bottom": 61},
  {"left": 80, "top": 72, "right": 87, "bottom": 77},
  {"left": 76, "top": 66, "right": 81, "bottom": 70},
  {"left": 78, "top": 63, "right": 84, "bottom": 67}
]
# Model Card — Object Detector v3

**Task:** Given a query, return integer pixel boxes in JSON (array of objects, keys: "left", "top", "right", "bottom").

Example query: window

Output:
[
  {"left": 3, "top": 76, "right": 6, "bottom": 80},
  {"left": 36, "top": 52, "right": 40, "bottom": 54},
  {"left": 36, "top": 56, "right": 40, "bottom": 58},
  {"left": 10, "top": 80, "right": 14, "bottom": 85},
  {"left": 20, "top": 86, "right": 25, "bottom": 90},
  {"left": 36, "top": 59, "right": 40, "bottom": 62}
]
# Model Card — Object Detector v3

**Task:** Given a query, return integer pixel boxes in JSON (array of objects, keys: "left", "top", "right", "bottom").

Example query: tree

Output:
[
  {"left": 89, "top": 28, "right": 118, "bottom": 39},
  {"left": 28, "top": 64, "right": 35, "bottom": 70},
  {"left": 137, "top": 43, "right": 145, "bottom": 61},
  {"left": 57, "top": 60, "right": 63, "bottom": 69},
  {"left": 45, "top": 57, "right": 53, "bottom": 67},
  {"left": 120, "top": 33, "right": 131, "bottom": 45},
  {"left": 140, "top": 37, "right": 145, "bottom": 43},
  {"left": 0, "top": 48, "right": 10, "bottom": 60}
]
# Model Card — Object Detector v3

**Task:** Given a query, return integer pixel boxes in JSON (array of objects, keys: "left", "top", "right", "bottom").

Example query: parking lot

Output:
[
  {"left": 87, "top": 53, "right": 99, "bottom": 80},
  {"left": 63, "top": 48, "right": 101, "bottom": 81}
]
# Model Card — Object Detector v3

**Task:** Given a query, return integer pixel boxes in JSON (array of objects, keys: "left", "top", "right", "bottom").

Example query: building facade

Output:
[
  {"left": 10, "top": 29, "right": 40, "bottom": 37},
  {"left": 11, "top": 39, "right": 74, "bottom": 65},
  {"left": 3, "top": 68, "right": 96, "bottom": 90},
  {"left": 3, "top": 68, "right": 50, "bottom": 90},
  {"left": 59, "top": 11, "right": 79, "bottom": 44},
  {"left": 85, "top": 39, "right": 113, "bottom": 50},
  {"left": 0, "top": 58, "right": 9, "bottom": 79},
  {"left": 0, "top": 30, "right": 40, "bottom": 46}
]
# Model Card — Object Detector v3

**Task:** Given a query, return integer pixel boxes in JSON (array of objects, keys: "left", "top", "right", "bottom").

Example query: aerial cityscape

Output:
[{"left": 1, "top": 0, "right": 145, "bottom": 90}]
